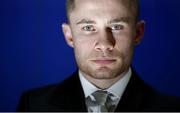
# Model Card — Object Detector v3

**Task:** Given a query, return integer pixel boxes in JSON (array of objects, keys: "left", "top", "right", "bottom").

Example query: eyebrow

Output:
[
  {"left": 109, "top": 17, "right": 131, "bottom": 24},
  {"left": 76, "top": 19, "right": 96, "bottom": 25}
]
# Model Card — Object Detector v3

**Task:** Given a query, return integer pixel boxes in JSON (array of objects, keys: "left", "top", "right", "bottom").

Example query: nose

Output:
[{"left": 95, "top": 28, "right": 115, "bottom": 52}]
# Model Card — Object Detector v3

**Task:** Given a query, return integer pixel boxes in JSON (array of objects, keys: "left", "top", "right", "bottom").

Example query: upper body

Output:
[
  {"left": 17, "top": 0, "right": 180, "bottom": 112},
  {"left": 16, "top": 69, "right": 180, "bottom": 112}
]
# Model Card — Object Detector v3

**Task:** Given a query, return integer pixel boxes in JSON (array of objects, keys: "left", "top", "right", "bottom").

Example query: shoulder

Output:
[
  {"left": 16, "top": 71, "right": 81, "bottom": 111},
  {"left": 22, "top": 71, "right": 79, "bottom": 97},
  {"left": 19, "top": 84, "right": 57, "bottom": 102},
  {"left": 139, "top": 80, "right": 180, "bottom": 111},
  {"left": 144, "top": 88, "right": 180, "bottom": 111},
  {"left": 128, "top": 69, "right": 180, "bottom": 111}
]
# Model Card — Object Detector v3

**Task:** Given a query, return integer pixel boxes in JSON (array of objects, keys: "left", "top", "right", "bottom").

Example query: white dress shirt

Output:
[{"left": 79, "top": 68, "right": 132, "bottom": 112}]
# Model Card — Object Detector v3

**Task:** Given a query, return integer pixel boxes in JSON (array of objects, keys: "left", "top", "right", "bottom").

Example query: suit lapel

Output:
[
  {"left": 115, "top": 69, "right": 148, "bottom": 112},
  {"left": 48, "top": 71, "right": 87, "bottom": 111}
]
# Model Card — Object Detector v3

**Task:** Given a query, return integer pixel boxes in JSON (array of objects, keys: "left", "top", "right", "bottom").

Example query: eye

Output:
[
  {"left": 82, "top": 25, "right": 96, "bottom": 31},
  {"left": 111, "top": 24, "right": 124, "bottom": 31}
]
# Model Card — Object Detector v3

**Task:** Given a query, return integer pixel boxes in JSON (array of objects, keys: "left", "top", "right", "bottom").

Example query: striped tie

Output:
[{"left": 86, "top": 90, "right": 117, "bottom": 113}]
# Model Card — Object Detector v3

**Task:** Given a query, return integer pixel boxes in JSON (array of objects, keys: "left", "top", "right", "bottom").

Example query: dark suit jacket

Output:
[{"left": 17, "top": 70, "right": 180, "bottom": 112}]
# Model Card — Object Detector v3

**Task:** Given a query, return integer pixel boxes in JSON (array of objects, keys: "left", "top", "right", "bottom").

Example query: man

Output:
[{"left": 17, "top": 0, "right": 180, "bottom": 112}]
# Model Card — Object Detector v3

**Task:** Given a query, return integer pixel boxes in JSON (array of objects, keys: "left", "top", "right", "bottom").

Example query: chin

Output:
[{"left": 90, "top": 67, "right": 119, "bottom": 79}]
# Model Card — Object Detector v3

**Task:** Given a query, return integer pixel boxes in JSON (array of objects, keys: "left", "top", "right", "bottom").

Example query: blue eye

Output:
[
  {"left": 82, "top": 25, "right": 95, "bottom": 31},
  {"left": 111, "top": 25, "right": 124, "bottom": 31}
]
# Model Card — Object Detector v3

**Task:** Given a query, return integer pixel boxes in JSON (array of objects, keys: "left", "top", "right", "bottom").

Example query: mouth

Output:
[{"left": 91, "top": 58, "right": 116, "bottom": 65}]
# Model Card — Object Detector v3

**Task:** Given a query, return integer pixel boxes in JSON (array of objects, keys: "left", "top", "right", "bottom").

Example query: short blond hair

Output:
[{"left": 66, "top": 0, "right": 140, "bottom": 22}]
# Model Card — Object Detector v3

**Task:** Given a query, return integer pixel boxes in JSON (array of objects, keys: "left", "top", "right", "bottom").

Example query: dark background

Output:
[{"left": 1, "top": 0, "right": 180, "bottom": 111}]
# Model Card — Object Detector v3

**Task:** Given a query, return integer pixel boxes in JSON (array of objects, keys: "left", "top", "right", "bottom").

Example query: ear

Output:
[
  {"left": 133, "top": 20, "right": 145, "bottom": 45},
  {"left": 62, "top": 23, "right": 74, "bottom": 48}
]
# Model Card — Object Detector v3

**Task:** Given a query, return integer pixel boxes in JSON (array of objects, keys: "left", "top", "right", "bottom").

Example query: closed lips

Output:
[{"left": 91, "top": 59, "right": 116, "bottom": 65}]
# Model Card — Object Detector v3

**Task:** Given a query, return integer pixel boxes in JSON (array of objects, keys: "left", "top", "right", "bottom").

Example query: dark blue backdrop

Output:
[{"left": 1, "top": 0, "right": 180, "bottom": 111}]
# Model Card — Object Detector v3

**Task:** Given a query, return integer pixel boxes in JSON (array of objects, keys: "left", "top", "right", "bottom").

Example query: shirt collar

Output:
[
  {"left": 79, "top": 68, "right": 132, "bottom": 99},
  {"left": 79, "top": 71, "right": 99, "bottom": 98}
]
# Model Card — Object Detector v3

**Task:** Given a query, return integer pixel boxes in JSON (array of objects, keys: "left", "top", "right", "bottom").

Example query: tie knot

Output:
[
  {"left": 91, "top": 90, "right": 108, "bottom": 105},
  {"left": 86, "top": 90, "right": 118, "bottom": 112}
]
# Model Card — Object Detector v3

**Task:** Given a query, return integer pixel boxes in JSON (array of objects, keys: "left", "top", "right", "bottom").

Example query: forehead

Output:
[
  {"left": 69, "top": 0, "right": 132, "bottom": 22},
  {"left": 74, "top": 0, "right": 126, "bottom": 7}
]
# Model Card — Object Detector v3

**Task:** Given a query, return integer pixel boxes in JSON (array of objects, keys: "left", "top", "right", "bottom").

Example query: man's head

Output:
[{"left": 62, "top": 0, "right": 144, "bottom": 85}]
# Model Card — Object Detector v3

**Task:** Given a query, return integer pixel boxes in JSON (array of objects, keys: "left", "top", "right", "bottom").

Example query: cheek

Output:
[
  {"left": 73, "top": 36, "right": 95, "bottom": 59},
  {"left": 74, "top": 35, "right": 94, "bottom": 48},
  {"left": 115, "top": 33, "right": 134, "bottom": 51}
]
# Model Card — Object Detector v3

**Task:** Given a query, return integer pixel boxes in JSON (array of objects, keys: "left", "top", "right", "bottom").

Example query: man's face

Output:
[{"left": 63, "top": 0, "right": 144, "bottom": 80}]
